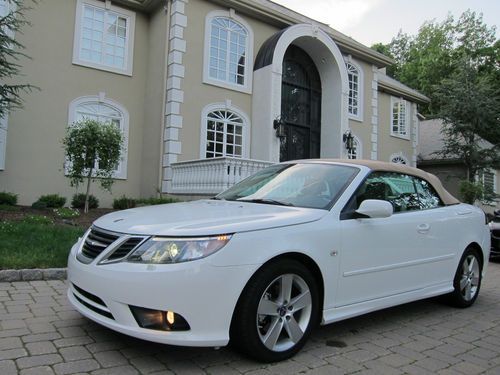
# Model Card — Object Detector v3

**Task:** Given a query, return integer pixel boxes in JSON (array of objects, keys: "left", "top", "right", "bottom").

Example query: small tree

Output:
[
  {"left": 63, "top": 119, "right": 124, "bottom": 213},
  {"left": 0, "top": 0, "right": 37, "bottom": 119}
]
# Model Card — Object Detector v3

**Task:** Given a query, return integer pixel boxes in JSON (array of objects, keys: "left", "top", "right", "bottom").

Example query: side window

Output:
[
  {"left": 414, "top": 177, "right": 443, "bottom": 209},
  {"left": 345, "top": 172, "right": 443, "bottom": 217}
]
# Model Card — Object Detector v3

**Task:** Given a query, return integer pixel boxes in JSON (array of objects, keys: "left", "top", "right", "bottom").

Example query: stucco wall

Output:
[
  {"left": 0, "top": 0, "right": 152, "bottom": 207},
  {"left": 140, "top": 7, "right": 169, "bottom": 198}
]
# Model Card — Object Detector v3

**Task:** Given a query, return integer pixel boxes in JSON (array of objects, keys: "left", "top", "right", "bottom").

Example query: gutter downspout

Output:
[{"left": 158, "top": 0, "right": 172, "bottom": 196}]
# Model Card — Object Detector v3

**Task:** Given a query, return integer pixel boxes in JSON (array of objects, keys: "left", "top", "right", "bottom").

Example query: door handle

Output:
[{"left": 417, "top": 223, "right": 430, "bottom": 234}]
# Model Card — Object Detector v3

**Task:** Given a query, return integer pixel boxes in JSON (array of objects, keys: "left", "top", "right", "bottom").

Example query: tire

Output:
[
  {"left": 231, "top": 259, "right": 319, "bottom": 362},
  {"left": 447, "top": 247, "right": 483, "bottom": 308}
]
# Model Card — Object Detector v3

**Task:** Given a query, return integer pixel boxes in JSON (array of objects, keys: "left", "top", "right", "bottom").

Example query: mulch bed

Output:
[{"left": 0, "top": 206, "right": 114, "bottom": 228}]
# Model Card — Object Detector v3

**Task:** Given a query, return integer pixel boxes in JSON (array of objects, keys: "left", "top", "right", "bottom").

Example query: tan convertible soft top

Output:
[{"left": 304, "top": 159, "right": 460, "bottom": 206}]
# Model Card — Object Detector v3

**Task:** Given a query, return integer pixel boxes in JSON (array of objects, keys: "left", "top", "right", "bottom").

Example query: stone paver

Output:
[{"left": 0, "top": 262, "right": 499, "bottom": 374}]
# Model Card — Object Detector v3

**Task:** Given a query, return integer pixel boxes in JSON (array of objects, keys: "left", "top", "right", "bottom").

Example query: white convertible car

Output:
[{"left": 67, "top": 160, "right": 490, "bottom": 362}]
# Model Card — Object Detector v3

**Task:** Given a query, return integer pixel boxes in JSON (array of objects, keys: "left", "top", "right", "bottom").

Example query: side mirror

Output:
[{"left": 355, "top": 199, "right": 393, "bottom": 219}]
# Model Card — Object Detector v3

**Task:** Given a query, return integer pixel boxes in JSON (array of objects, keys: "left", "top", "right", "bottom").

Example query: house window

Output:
[
  {"left": 68, "top": 96, "right": 129, "bottom": 179},
  {"left": 346, "top": 62, "right": 363, "bottom": 120},
  {"left": 73, "top": 0, "right": 135, "bottom": 76},
  {"left": 479, "top": 169, "right": 497, "bottom": 203},
  {"left": 205, "top": 110, "right": 244, "bottom": 158},
  {"left": 391, "top": 97, "right": 408, "bottom": 137},
  {"left": 390, "top": 152, "right": 409, "bottom": 165},
  {"left": 203, "top": 10, "right": 254, "bottom": 93}
]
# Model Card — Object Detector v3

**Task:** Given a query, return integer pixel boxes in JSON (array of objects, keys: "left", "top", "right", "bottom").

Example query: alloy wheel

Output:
[
  {"left": 459, "top": 254, "right": 480, "bottom": 301},
  {"left": 256, "top": 274, "right": 312, "bottom": 352}
]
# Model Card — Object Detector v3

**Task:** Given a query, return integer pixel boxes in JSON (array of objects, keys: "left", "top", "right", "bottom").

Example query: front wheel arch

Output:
[{"left": 230, "top": 252, "right": 325, "bottom": 332}]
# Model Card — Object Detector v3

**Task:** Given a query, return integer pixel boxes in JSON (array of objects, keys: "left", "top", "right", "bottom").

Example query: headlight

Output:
[{"left": 127, "top": 235, "right": 232, "bottom": 264}]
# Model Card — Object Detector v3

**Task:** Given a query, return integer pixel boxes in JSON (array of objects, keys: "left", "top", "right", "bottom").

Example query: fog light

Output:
[{"left": 130, "top": 306, "right": 190, "bottom": 331}]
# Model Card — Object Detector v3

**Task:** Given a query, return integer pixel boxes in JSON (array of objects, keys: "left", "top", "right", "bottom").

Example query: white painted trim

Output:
[
  {"left": 199, "top": 102, "right": 251, "bottom": 159},
  {"left": 202, "top": 9, "right": 254, "bottom": 94},
  {"left": 389, "top": 151, "right": 410, "bottom": 165},
  {"left": 162, "top": 0, "right": 188, "bottom": 193},
  {"left": 68, "top": 95, "right": 129, "bottom": 179},
  {"left": 370, "top": 65, "right": 379, "bottom": 160},
  {"left": 0, "top": 117, "right": 7, "bottom": 170},
  {"left": 72, "top": 0, "right": 136, "bottom": 76},
  {"left": 345, "top": 57, "right": 364, "bottom": 122},
  {"left": 411, "top": 102, "right": 418, "bottom": 167},
  {"left": 390, "top": 96, "right": 410, "bottom": 140}
]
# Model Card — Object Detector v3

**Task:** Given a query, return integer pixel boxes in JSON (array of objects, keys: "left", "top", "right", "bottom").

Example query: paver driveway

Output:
[{"left": 1, "top": 263, "right": 499, "bottom": 375}]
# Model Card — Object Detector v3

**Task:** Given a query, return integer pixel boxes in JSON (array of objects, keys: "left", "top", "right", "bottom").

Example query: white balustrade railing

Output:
[{"left": 170, "top": 157, "right": 274, "bottom": 195}]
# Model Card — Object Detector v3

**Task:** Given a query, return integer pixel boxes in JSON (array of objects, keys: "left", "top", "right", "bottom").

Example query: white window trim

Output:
[
  {"left": 200, "top": 102, "right": 251, "bottom": 159},
  {"left": 390, "top": 96, "right": 410, "bottom": 140},
  {"left": 0, "top": 115, "right": 7, "bottom": 170},
  {"left": 344, "top": 57, "right": 364, "bottom": 122},
  {"left": 72, "top": 0, "right": 136, "bottom": 76},
  {"left": 203, "top": 9, "right": 254, "bottom": 94},
  {"left": 390, "top": 151, "right": 409, "bottom": 165},
  {"left": 68, "top": 95, "right": 129, "bottom": 179},
  {"left": 0, "top": 0, "right": 15, "bottom": 170}
]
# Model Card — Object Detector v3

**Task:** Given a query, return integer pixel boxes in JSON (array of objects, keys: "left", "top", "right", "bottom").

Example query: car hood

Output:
[{"left": 93, "top": 199, "right": 327, "bottom": 236}]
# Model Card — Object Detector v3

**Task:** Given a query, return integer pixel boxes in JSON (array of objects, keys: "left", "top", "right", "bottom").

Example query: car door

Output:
[{"left": 335, "top": 172, "right": 448, "bottom": 307}]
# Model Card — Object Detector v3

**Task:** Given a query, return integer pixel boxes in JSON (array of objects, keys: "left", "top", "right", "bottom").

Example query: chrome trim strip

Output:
[{"left": 343, "top": 253, "right": 455, "bottom": 277}]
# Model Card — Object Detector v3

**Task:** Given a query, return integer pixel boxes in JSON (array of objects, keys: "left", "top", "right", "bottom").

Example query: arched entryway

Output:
[
  {"left": 280, "top": 45, "right": 322, "bottom": 161},
  {"left": 251, "top": 24, "right": 349, "bottom": 163}
]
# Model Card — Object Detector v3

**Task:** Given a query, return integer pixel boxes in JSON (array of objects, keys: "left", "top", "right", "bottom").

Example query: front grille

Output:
[
  {"left": 72, "top": 284, "right": 114, "bottom": 320},
  {"left": 107, "top": 237, "right": 145, "bottom": 261},
  {"left": 492, "top": 229, "right": 500, "bottom": 239},
  {"left": 81, "top": 227, "right": 119, "bottom": 260}
]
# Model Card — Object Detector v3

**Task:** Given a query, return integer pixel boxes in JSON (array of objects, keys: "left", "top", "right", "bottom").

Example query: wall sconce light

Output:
[
  {"left": 343, "top": 130, "right": 354, "bottom": 152},
  {"left": 273, "top": 117, "right": 286, "bottom": 139}
]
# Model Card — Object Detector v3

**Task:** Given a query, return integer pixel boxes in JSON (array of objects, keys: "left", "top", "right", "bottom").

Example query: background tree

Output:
[
  {"left": 371, "top": 10, "right": 498, "bottom": 126},
  {"left": 0, "top": 0, "right": 37, "bottom": 119},
  {"left": 435, "top": 59, "right": 500, "bottom": 202},
  {"left": 63, "top": 119, "right": 124, "bottom": 213}
]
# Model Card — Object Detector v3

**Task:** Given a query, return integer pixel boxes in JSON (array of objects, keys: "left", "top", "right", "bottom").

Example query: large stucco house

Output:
[{"left": 0, "top": 0, "right": 430, "bottom": 207}]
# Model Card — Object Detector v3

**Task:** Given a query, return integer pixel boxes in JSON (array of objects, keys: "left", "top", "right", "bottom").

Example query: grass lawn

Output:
[{"left": 0, "top": 217, "right": 85, "bottom": 269}]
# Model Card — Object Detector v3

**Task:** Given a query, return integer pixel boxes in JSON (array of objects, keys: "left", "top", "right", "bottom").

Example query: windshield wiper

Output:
[{"left": 238, "top": 198, "right": 294, "bottom": 207}]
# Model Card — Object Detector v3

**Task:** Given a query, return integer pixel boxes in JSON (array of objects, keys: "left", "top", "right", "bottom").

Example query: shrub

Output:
[
  {"left": 459, "top": 180, "right": 483, "bottom": 204},
  {"left": 22, "top": 215, "right": 53, "bottom": 225},
  {"left": 71, "top": 193, "right": 99, "bottom": 210},
  {"left": 136, "top": 196, "right": 179, "bottom": 206},
  {"left": 53, "top": 207, "right": 80, "bottom": 219},
  {"left": 113, "top": 196, "right": 136, "bottom": 210},
  {"left": 0, "top": 204, "right": 20, "bottom": 212},
  {"left": 31, "top": 200, "right": 48, "bottom": 210},
  {"left": 35, "top": 194, "right": 66, "bottom": 208},
  {"left": 0, "top": 191, "right": 18, "bottom": 206}
]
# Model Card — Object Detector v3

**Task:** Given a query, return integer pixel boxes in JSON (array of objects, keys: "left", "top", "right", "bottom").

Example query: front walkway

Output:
[{"left": 1, "top": 263, "right": 499, "bottom": 375}]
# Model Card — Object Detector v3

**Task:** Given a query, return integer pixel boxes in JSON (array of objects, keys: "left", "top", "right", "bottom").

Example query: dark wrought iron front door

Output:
[{"left": 280, "top": 45, "right": 322, "bottom": 162}]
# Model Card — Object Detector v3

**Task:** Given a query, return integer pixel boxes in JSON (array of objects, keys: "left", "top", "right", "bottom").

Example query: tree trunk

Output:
[{"left": 84, "top": 169, "right": 93, "bottom": 214}]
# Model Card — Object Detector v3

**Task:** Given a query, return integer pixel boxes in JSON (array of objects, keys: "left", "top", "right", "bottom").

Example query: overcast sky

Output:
[{"left": 272, "top": 0, "right": 499, "bottom": 46}]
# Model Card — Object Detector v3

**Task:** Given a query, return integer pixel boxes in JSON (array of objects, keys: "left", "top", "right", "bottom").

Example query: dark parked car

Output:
[{"left": 490, "top": 210, "right": 500, "bottom": 259}]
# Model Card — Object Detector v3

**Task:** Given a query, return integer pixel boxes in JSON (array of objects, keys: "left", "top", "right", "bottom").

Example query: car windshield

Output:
[{"left": 216, "top": 163, "right": 359, "bottom": 209}]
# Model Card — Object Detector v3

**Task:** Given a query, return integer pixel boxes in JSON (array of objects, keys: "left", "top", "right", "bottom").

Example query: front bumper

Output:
[{"left": 67, "top": 241, "right": 256, "bottom": 347}]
